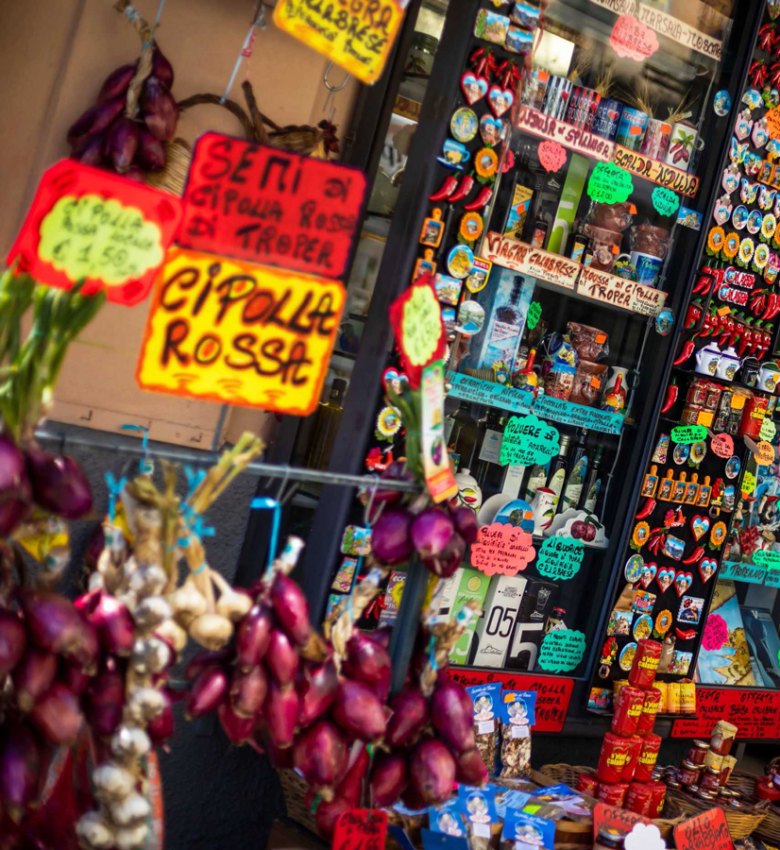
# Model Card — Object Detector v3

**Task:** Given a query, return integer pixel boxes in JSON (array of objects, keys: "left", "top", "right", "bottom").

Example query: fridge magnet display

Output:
[
  {"left": 451, "top": 107, "right": 479, "bottom": 143},
  {"left": 709, "top": 522, "right": 726, "bottom": 547},
  {"left": 447, "top": 244, "right": 476, "bottom": 278},
  {"left": 7, "top": 159, "right": 183, "bottom": 306},
  {"left": 505, "top": 25, "right": 534, "bottom": 55},
  {"left": 136, "top": 248, "right": 346, "bottom": 415},
  {"left": 457, "top": 299, "right": 486, "bottom": 336},
  {"left": 474, "top": 9, "right": 510, "bottom": 44},
  {"left": 674, "top": 572, "right": 693, "bottom": 597},
  {"left": 461, "top": 72, "right": 489, "bottom": 105},
  {"left": 176, "top": 134, "right": 367, "bottom": 279},
  {"left": 538, "top": 140, "right": 567, "bottom": 173},
  {"left": 389, "top": 278, "right": 447, "bottom": 387},
  {"left": 713, "top": 90, "right": 732, "bottom": 117},
  {"left": 434, "top": 273, "right": 463, "bottom": 306},
  {"left": 690, "top": 515, "right": 709, "bottom": 540},
  {"left": 420, "top": 209, "right": 445, "bottom": 247},
  {"left": 655, "top": 609, "right": 673, "bottom": 636},
  {"left": 609, "top": 15, "right": 659, "bottom": 62},
  {"left": 538, "top": 629, "right": 586, "bottom": 674},
  {"left": 618, "top": 642, "right": 638, "bottom": 671},
  {"left": 624, "top": 554, "right": 644, "bottom": 583},
  {"left": 273, "top": 0, "right": 404, "bottom": 85},
  {"left": 479, "top": 115, "right": 504, "bottom": 147}
]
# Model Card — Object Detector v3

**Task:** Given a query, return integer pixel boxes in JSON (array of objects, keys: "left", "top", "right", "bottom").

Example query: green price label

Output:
[
  {"left": 671, "top": 425, "right": 708, "bottom": 444},
  {"left": 760, "top": 418, "right": 777, "bottom": 441},
  {"left": 536, "top": 536, "right": 584, "bottom": 581},
  {"left": 538, "top": 629, "right": 586, "bottom": 674},
  {"left": 742, "top": 470, "right": 757, "bottom": 496},
  {"left": 527, "top": 301, "right": 542, "bottom": 331},
  {"left": 587, "top": 162, "right": 634, "bottom": 205},
  {"left": 499, "top": 414, "right": 560, "bottom": 467},
  {"left": 652, "top": 187, "right": 680, "bottom": 217},
  {"left": 753, "top": 550, "right": 780, "bottom": 568},
  {"left": 400, "top": 285, "right": 443, "bottom": 367}
]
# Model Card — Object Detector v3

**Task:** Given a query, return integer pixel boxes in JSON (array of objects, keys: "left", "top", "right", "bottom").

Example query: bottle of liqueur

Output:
[
  {"left": 561, "top": 431, "right": 589, "bottom": 512},
  {"left": 305, "top": 379, "right": 347, "bottom": 469},
  {"left": 474, "top": 408, "right": 505, "bottom": 488},
  {"left": 582, "top": 445, "right": 605, "bottom": 513},
  {"left": 546, "top": 434, "right": 572, "bottom": 507}
]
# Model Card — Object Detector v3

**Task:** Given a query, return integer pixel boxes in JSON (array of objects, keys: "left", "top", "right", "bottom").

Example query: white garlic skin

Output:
[
  {"left": 133, "top": 597, "right": 172, "bottom": 631},
  {"left": 111, "top": 726, "right": 151, "bottom": 761},
  {"left": 129, "top": 565, "right": 168, "bottom": 597},
  {"left": 93, "top": 764, "right": 136, "bottom": 803},
  {"left": 216, "top": 588, "right": 253, "bottom": 622},
  {"left": 76, "top": 811, "right": 115, "bottom": 849},
  {"left": 155, "top": 618, "right": 187, "bottom": 652},
  {"left": 114, "top": 821, "right": 150, "bottom": 850},
  {"left": 188, "top": 612, "right": 233, "bottom": 650},
  {"left": 127, "top": 687, "right": 165, "bottom": 723},
  {"left": 132, "top": 637, "right": 172, "bottom": 675},
  {"left": 109, "top": 792, "right": 151, "bottom": 827},
  {"left": 168, "top": 580, "right": 207, "bottom": 627}
]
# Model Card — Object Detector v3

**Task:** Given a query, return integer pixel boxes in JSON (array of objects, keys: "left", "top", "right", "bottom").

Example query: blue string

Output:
[
  {"left": 251, "top": 497, "right": 281, "bottom": 571},
  {"left": 153, "top": 0, "right": 165, "bottom": 28}
]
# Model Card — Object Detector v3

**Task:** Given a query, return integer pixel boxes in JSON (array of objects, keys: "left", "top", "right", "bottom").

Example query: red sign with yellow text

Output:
[
  {"left": 7, "top": 160, "right": 182, "bottom": 306},
  {"left": 136, "top": 247, "right": 345, "bottom": 415},
  {"left": 177, "top": 133, "right": 366, "bottom": 279}
]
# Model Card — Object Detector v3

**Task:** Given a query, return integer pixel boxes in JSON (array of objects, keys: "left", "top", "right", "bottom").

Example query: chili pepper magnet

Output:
[
  {"left": 632, "top": 522, "right": 651, "bottom": 550},
  {"left": 636, "top": 498, "right": 656, "bottom": 520},
  {"left": 661, "top": 384, "right": 679, "bottom": 414},
  {"left": 675, "top": 627, "right": 697, "bottom": 641},
  {"left": 681, "top": 545, "right": 705, "bottom": 565}
]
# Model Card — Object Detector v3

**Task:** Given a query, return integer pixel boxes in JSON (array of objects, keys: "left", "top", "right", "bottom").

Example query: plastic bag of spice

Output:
[
  {"left": 500, "top": 810, "right": 556, "bottom": 850},
  {"left": 498, "top": 690, "right": 536, "bottom": 778},
  {"left": 458, "top": 784, "right": 500, "bottom": 850},
  {"left": 467, "top": 682, "right": 501, "bottom": 775}
]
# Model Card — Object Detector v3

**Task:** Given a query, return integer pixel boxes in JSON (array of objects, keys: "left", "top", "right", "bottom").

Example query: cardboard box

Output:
[
  {"left": 470, "top": 575, "right": 528, "bottom": 668},
  {"left": 436, "top": 567, "right": 492, "bottom": 665}
]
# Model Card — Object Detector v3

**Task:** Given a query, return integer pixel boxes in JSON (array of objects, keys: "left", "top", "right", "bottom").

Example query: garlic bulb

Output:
[
  {"left": 215, "top": 588, "right": 253, "bottom": 622},
  {"left": 114, "top": 822, "right": 150, "bottom": 850},
  {"left": 127, "top": 687, "right": 165, "bottom": 723},
  {"left": 131, "top": 637, "right": 172, "bottom": 675},
  {"left": 168, "top": 579, "right": 207, "bottom": 626},
  {"left": 111, "top": 726, "right": 151, "bottom": 761},
  {"left": 109, "top": 793, "right": 151, "bottom": 827},
  {"left": 133, "top": 596, "right": 172, "bottom": 631},
  {"left": 93, "top": 764, "right": 136, "bottom": 803},
  {"left": 188, "top": 612, "right": 233, "bottom": 650},
  {"left": 76, "top": 812, "right": 115, "bottom": 849},
  {"left": 155, "top": 618, "right": 187, "bottom": 652},
  {"left": 129, "top": 564, "right": 168, "bottom": 597}
]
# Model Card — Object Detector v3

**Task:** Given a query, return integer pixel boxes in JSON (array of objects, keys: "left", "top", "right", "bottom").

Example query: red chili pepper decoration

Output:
[
  {"left": 682, "top": 545, "right": 705, "bottom": 565},
  {"left": 463, "top": 185, "right": 493, "bottom": 211},
  {"left": 635, "top": 498, "right": 657, "bottom": 520},
  {"left": 759, "top": 22, "right": 776, "bottom": 53},
  {"left": 684, "top": 302, "right": 703, "bottom": 329},
  {"left": 737, "top": 327, "right": 753, "bottom": 357},
  {"left": 447, "top": 174, "right": 476, "bottom": 204},
  {"left": 749, "top": 59, "right": 769, "bottom": 89},
  {"left": 661, "top": 383, "right": 678, "bottom": 414},
  {"left": 771, "top": 60, "right": 780, "bottom": 89},
  {"left": 675, "top": 627, "right": 697, "bottom": 641},
  {"left": 429, "top": 174, "right": 459, "bottom": 202},
  {"left": 673, "top": 339, "right": 696, "bottom": 366}
]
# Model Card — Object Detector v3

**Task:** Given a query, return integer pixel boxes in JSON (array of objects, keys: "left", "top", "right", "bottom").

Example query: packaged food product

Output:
[
  {"left": 459, "top": 784, "right": 499, "bottom": 850},
  {"left": 501, "top": 810, "right": 556, "bottom": 850},
  {"left": 498, "top": 691, "right": 536, "bottom": 778},
  {"left": 544, "top": 363, "right": 576, "bottom": 400},
  {"left": 596, "top": 733, "right": 635, "bottom": 783},
  {"left": 648, "top": 780, "right": 667, "bottom": 817},
  {"left": 467, "top": 682, "right": 501, "bottom": 773},
  {"left": 700, "top": 767, "right": 722, "bottom": 792},
  {"left": 628, "top": 639, "right": 662, "bottom": 689},
  {"left": 576, "top": 772, "right": 599, "bottom": 795},
  {"left": 596, "top": 782, "right": 629, "bottom": 806},
  {"left": 688, "top": 740, "right": 710, "bottom": 766},
  {"left": 710, "top": 720, "right": 738, "bottom": 756},
  {"left": 611, "top": 685, "right": 645, "bottom": 737},
  {"left": 636, "top": 687, "right": 662, "bottom": 736},
  {"left": 567, "top": 322, "right": 610, "bottom": 361},
  {"left": 626, "top": 781, "right": 655, "bottom": 816},
  {"left": 570, "top": 360, "right": 608, "bottom": 406},
  {"left": 428, "top": 799, "right": 467, "bottom": 837},
  {"left": 679, "top": 759, "right": 703, "bottom": 786},
  {"left": 720, "top": 755, "right": 738, "bottom": 785},
  {"left": 680, "top": 680, "right": 696, "bottom": 714},
  {"left": 634, "top": 733, "right": 662, "bottom": 782}
]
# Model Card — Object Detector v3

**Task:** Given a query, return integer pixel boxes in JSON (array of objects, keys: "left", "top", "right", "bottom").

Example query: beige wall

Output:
[{"left": 0, "top": 0, "right": 358, "bottom": 446}]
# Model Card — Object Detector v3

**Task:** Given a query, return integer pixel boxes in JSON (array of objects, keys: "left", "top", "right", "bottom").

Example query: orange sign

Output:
[
  {"left": 273, "top": 0, "right": 405, "bottom": 85},
  {"left": 136, "top": 247, "right": 345, "bottom": 415}
]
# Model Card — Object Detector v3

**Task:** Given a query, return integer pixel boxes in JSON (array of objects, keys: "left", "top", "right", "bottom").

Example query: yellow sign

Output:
[
  {"left": 136, "top": 248, "right": 346, "bottom": 416},
  {"left": 273, "top": 0, "right": 405, "bottom": 85}
]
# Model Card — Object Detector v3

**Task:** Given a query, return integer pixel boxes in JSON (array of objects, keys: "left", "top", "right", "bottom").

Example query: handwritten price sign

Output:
[
  {"left": 674, "top": 807, "right": 731, "bottom": 850},
  {"left": 7, "top": 160, "right": 182, "bottom": 306},
  {"left": 499, "top": 414, "right": 560, "bottom": 467},
  {"left": 587, "top": 162, "right": 634, "bottom": 205},
  {"left": 333, "top": 809, "right": 388, "bottom": 850},
  {"left": 389, "top": 280, "right": 446, "bottom": 387},
  {"left": 609, "top": 14, "right": 659, "bottom": 61},
  {"left": 538, "top": 629, "right": 587, "bottom": 674},
  {"left": 136, "top": 247, "right": 345, "bottom": 415},
  {"left": 538, "top": 140, "right": 567, "bottom": 173},
  {"left": 177, "top": 134, "right": 366, "bottom": 279},
  {"left": 274, "top": 0, "right": 405, "bottom": 85},
  {"left": 470, "top": 523, "right": 536, "bottom": 576},
  {"left": 671, "top": 686, "right": 780, "bottom": 740},
  {"left": 536, "top": 537, "right": 584, "bottom": 581}
]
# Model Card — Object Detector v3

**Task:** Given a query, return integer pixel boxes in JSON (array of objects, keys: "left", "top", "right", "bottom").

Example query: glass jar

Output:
[{"left": 687, "top": 740, "right": 710, "bottom": 766}]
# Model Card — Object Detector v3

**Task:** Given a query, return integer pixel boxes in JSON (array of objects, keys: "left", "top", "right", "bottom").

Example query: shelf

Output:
[
  {"left": 446, "top": 371, "right": 626, "bottom": 435},
  {"left": 672, "top": 367, "right": 776, "bottom": 399},
  {"left": 482, "top": 232, "right": 668, "bottom": 318}
]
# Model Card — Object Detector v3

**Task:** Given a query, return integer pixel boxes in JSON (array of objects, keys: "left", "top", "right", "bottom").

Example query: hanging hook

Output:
[
  {"left": 121, "top": 424, "right": 153, "bottom": 476},
  {"left": 323, "top": 61, "right": 351, "bottom": 93},
  {"left": 362, "top": 474, "right": 383, "bottom": 527}
]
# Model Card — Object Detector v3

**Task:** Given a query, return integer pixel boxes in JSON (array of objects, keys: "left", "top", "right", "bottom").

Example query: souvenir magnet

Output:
[
  {"left": 683, "top": 476, "right": 700, "bottom": 504},
  {"left": 671, "top": 473, "right": 687, "bottom": 503},
  {"left": 633, "top": 614, "right": 653, "bottom": 641},
  {"left": 654, "top": 609, "right": 673, "bottom": 636},
  {"left": 724, "top": 455, "right": 741, "bottom": 479},
  {"left": 714, "top": 195, "right": 733, "bottom": 226},
  {"left": 759, "top": 185, "right": 777, "bottom": 211},
  {"left": 709, "top": 521, "right": 727, "bottom": 547},
  {"left": 673, "top": 444, "right": 689, "bottom": 465},
  {"left": 734, "top": 110, "right": 751, "bottom": 139},
  {"left": 419, "top": 208, "right": 444, "bottom": 247},
  {"left": 641, "top": 465, "right": 660, "bottom": 497},
  {"left": 713, "top": 90, "right": 731, "bottom": 117},
  {"left": 461, "top": 72, "right": 489, "bottom": 105},
  {"left": 434, "top": 273, "right": 463, "bottom": 305},
  {"left": 763, "top": 213, "right": 777, "bottom": 241},
  {"left": 437, "top": 139, "right": 471, "bottom": 170},
  {"left": 474, "top": 147, "right": 499, "bottom": 178},
  {"left": 655, "top": 309, "right": 674, "bottom": 336},
  {"left": 741, "top": 179, "right": 759, "bottom": 205},
  {"left": 652, "top": 436, "right": 670, "bottom": 464},
  {"left": 459, "top": 211, "right": 484, "bottom": 242},
  {"left": 632, "top": 522, "right": 650, "bottom": 549},
  {"left": 474, "top": 9, "right": 510, "bottom": 44},
  {"left": 466, "top": 257, "right": 491, "bottom": 293},
  {"left": 633, "top": 590, "right": 656, "bottom": 614},
  {"left": 747, "top": 210, "right": 763, "bottom": 235},
  {"left": 731, "top": 205, "right": 748, "bottom": 230},
  {"left": 624, "top": 554, "right": 644, "bottom": 583},
  {"left": 656, "top": 568, "right": 676, "bottom": 593},
  {"left": 739, "top": 237, "right": 756, "bottom": 266},
  {"left": 382, "top": 368, "right": 408, "bottom": 396},
  {"left": 753, "top": 118, "right": 770, "bottom": 149},
  {"left": 457, "top": 300, "right": 486, "bottom": 337},
  {"left": 730, "top": 138, "right": 748, "bottom": 163},
  {"left": 690, "top": 515, "right": 710, "bottom": 541},
  {"left": 663, "top": 534, "right": 686, "bottom": 561},
  {"left": 376, "top": 406, "right": 402, "bottom": 439},
  {"left": 505, "top": 24, "right": 534, "bottom": 55},
  {"left": 639, "top": 563, "right": 657, "bottom": 590},
  {"left": 742, "top": 89, "right": 763, "bottom": 109},
  {"left": 754, "top": 243, "right": 770, "bottom": 270},
  {"left": 689, "top": 441, "right": 706, "bottom": 467},
  {"left": 619, "top": 642, "right": 638, "bottom": 672},
  {"left": 745, "top": 152, "right": 764, "bottom": 177},
  {"left": 722, "top": 166, "right": 740, "bottom": 194},
  {"left": 479, "top": 114, "right": 504, "bottom": 147},
  {"left": 699, "top": 558, "right": 718, "bottom": 583},
  {"left": 412, "top": 250, "right": 436, "bottom": 282},
  {"left": 674, "top": 571, "right": 693, "bottom": 596},
  {"left": 451, "top": 107, "right": 479, "bottom": 143},
  {"left": 723, "top": 231, "right": 739, "bottom": 260},
  {"left": 487, "top": 85, "right": 515, "bottom": 117},
  {"left": 447, "top": 244, "right": 475, "bottom": 279}
]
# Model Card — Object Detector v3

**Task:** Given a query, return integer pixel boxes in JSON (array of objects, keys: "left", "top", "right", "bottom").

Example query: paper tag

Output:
[
  {"left": 511, "top": 725, "right": 531, "bottom": 738},
  {"left": 473, "top": 824, "right": 490, "bottom": 838},
  {"left": 333, "top": 809, "right": 389, "bottom": 850},
  {"left": 478, "top": 720, "right": 495, "bottom": 734},
  {"left": 421, "top": 361, "right": 459, "bottom": 503}
]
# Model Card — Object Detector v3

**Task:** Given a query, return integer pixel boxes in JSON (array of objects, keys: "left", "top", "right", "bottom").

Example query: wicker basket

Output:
[
  {"left": 755, "top": 804, "right": 780, "bottom": 846},
  {"left": 667, "top": 787, "right": 767, "bottom": 840},
  {"left": 728, "top": 770, "right": 758, "bottom": 800},
  {"left": 278, "top": 768, "right": 317, "bottom": 835}
]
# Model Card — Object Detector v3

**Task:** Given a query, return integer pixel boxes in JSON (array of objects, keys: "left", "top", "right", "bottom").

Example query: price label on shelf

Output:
[{"left": 587, "top": 162, "right": 635, "bottom": 204}]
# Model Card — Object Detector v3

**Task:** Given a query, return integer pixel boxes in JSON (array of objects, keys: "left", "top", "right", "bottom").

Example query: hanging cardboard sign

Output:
[
  {"left": 516, "top": 106, "right": 615, "bottom": 162},
  {"left": 333, "top": 809, "right": 389, "bottom": 850},
  {"left": 652, "top": 187, "right": 680, "bottom": 217},
  {"left": 610, "top": 15, "right": 659, "bottom": 61},
  {"left": 670, "top": 686, "right": 780, "bottom": 739},
  {"left": 711, "top": 433, "right": 734, "bottom": 458},
  {"left": 273, "top": 0, "right": 406, "bottom": 85},
  {"left": 673, "top": 807, "right": 731, "bottom": 850},
  {"left": 469, "top": 523, "right": 536, "bottom": 576},
  {"left": 136, "top": 247, "right": 345, "bottom": 415},
  {"left": 177, "top": 133, "right": 367, "bottom": 279},
  {"left": 421, "top": 361, "right": 459, "bottom": 503},
  {"left": 7, "top": 160, "right": 182, "bottom": 306},
  {"left": 389, "top": 278, "right": 447, "bottom": 387},
  {"left": 576, "top": 266, "right": 668, "bottom": 316},
  {"left": 613, "top": 145, "right": 699, "bottom": 198}
]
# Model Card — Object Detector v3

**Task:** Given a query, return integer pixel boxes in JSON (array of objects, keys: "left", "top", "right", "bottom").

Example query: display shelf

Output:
[
  {"left": 446, "top": 371, "right": 626, "bottom": 435},
  {"left": 482, "top": 232, "right": 668, "bottom": 318},
  {"left": 672, "top": 367, "right": 778, "bottom": 399}
]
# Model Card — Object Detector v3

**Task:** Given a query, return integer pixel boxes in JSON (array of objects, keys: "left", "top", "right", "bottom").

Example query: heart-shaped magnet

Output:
[
  {"left": 488, "top": 85, "right": 514, "bottom": 117},
  {"left": 722, "top": 165, "right": 740, "bottom": 195},
  {"left": 734, "top": 112, "right": 753, "bottom": 141},
  {"left": 639, "top": 562, "right": 658, "bottom": 589},
  {"left": 674, "top": 571, "right": 693, "bottom": 596},
  {"left": 713, "top": 196, "right": 733, "bottom": 226},
  {"left": 479, "top": 114, "right": 504, "bottom": 147},
  {"left": 656, "top": 568, "right": 676, "bottom": 593},
  {"left": 382, "top": 368, "right": 409, "bottom": 395},
  {"left": 461, "top": 72, "right": 489, "bottom": 105},
  {"left": 753, "top": 118, "right": 769, "bottom": 149},
  {"left": 699, "top": 558, "right": 718, "bottom": 583},
  {"left": 690, "top": 515, "right": 710, "bottom": 541}
]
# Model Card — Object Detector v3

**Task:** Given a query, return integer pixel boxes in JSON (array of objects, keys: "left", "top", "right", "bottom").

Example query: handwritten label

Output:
[
  {"left": 534, "top": 394, "right": 625, "bottom": 435},
  {"left": 536, "top": 537, "right": 584, "bottom": 581},
  {"left": 421, "top": 361, "right": 459, "bottom": 503},
  {"left": 701, "top": 612, "right": 728, "bottom": 651},
  {"left": 720, "top": 561, "right": 767, "bottom": 584},
  {"left": 766, "top": 106, "right": 780, "bottom": 140},
  {"left": 766, "top": 568, "right": 780, "bottom": 588},
  {"left": 593, "top": 805, "right": 651, "bottom": 843},
  {"left": 576, "top": 267, "right": 668, "bottom": 316},
  {"left": 390, "top": 281, "right": 446, "bottom": 386},
  {"left": 136, "top": 247, "right": 345, "bottom": 415},
  {"left": 613, "top": 145, "right": 699, "bottom": 198},
  {"left": 7, "top": 160, "right": 181, "bottom": 306},
  {"left": 516, "top": 106, "right": 615, "bottom": 162},
  {"left": 610, "top": 14, "right": 659, "bottom": 60},
  {"left": 538, "top": 629, "right": 586, "bottom": 673},
  {"left": 673, "top": 807, "right": 731, "bottom": 850},
  {"left": 273, "top": 0, "right": 404, "bottom": 85},
  {"left": 333, "top": 809, "right": 389, "bottom": 850},
  {"left": 447, "top": 669, "right": 574, "bottom": 732},
  {"left": 760, "top": 418, "right": 777, "bottom": 441},
  {"left": 538, "top": 140, "right": 568, "bottom": 173},
  {"left": 483, "top": 232, "right": 580, "bottom": 289},
  {"left": 741, "top": 470, "right": 757, "bottom": 496},
  {"left": 671, "top": 425, "right": 707, "bottom": 444},
  {"left": 469, "top": 523, "right": 536, "bottom": 576},
  {"left": 446, "top": 371, "right": 534, "bottom": 414},
  {"left": 652, "top": 187, "right": 681, "bottom": 217},
  {"left": 671, "top": 687, "right": 780, "bottom": 740},
  {"left": 754, "top": 440, "right": 776, "bottom": 466},
  {"left": 711, "top": 433, "right": 734, "bottom": 458},
  {"left": 499, "top": 414, "right": 560, "bottom": 467},
  {"left": 527, "top": 301, "right": 542, "bottom": 331},
  {"left": 587, "top": 162, "right": 634, "bottom": 204},
  {"left": 753, "top": 549, "right": 780, "bottom": 568},
  {"left": 588, "top": 0, "right": 722, "bottom": 61},
  {"left": 177, "top": 134, "right": 366, "bottom": 279}
]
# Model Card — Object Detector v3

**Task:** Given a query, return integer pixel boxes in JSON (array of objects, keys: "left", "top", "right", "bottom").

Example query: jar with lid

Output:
[
  {"left": 698, "top": 789, "right": 718, "bottom": 803},
  {"left": 679, "top": 760, "right": 703, "bottom": 786},
  {"left": 700, "top": 767, "right": 722, "bottom": 792},
  {"left": 710, "top": 720, "right": 738, "bottom": 755},
  {"left": 595, "top": 827, "right": 626, "bottom": 850},
  {"left": 687, "top": 740, "right": 710, "bottom": 765}
]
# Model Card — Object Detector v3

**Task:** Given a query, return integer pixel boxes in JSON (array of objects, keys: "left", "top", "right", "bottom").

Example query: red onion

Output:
[
  {"left": 24, "top": 447, "right": 92, "bottom": 520},
  {"left": 147, "top": 689, "right": 174, "bottom": 744},
  {"left": 408, "top": 739, "right": 456, "bottom": 806},
  {"left": 401, "top": 786, "right": 428, "bottom": 810},
  {"left": 337, "top": 745, "right": 369, "bottom": 806},
  {"left": 292, "top": 721, "right": 348, "bottom": 788},
  {"left": 264, "top": 739, "right": 294, "bottom": 769},
  {"left": 61, "top": 662, "right": 92, "bottom": 696},
  {"left": 411, "top": 508, "right": 454, "bottom": 560},
  {"left": 0, "top": 435, "right": 27, "bottom": 495},
  {"left": 424, "top": 531, "right": 465, "bottom": 578},
  {"left": 371, "top": 627, "right": 392, "bottom": 649},
  {"left": 185, "top": 648, "right": 231, "bottom": 680},
  {"left": 77, "top": 590, "right": 135, "bottom": 656},
  {"left": 103, "top": 116, "right": 139, "bottom": 174},
  {"left": 0, "top": 609, "right": 26, "bottom": 677},
  {"left": 371, "top": 508, "right": 413, "bottom": 565},
  {"left": 141, "top": 77, "right": 177, "bottom": 141},
  {"left": 430, "top": 678, "right": 475, "bottom": 754},
  {"left": 342, "top": 632, "right": 391, "bottom": 701},
  {"left": 270, "top": 574, "right": 312, "bottom": 646},
  {"left": 298, "top": 659, "right": 339, "bottom": 727},
  {"left": 451, "top": 506, "right": 479, "bottom": 544},
  {"left": 263, "top": 682, "right": 300, "bottom": 749},
  {"left": 97, "top": 62, "right": 137, "bottom": 102},
  {"left": 137, "top": 128, "right": 167, "bottom": 171},
  {"left": 0, "top": 496, "right": 31, "bottom": 537},
  {"left": 236, "top": 604, "right": 273, "bottom": 670},
  {"left": 151, "top": 45, "right": 174, "bottom": 87},
  {"left": 385, "top": 687, "right": 429, "bottom": 749},
  {"left": 218, "top": 702, "right": 255, "bottom": 745},
  {"left": 370, "top": 752, "right": 408, "bottom": 807},
  {"left": 186, "top": 667, "right": 228, "bottom": 719},
  {"left": 314, "top": 796, "right": 350, "bottom": 839},
  {"left": 85, "top": 667, "right": 124, "bottom": 737},
  {"left": 365, "top": 462, "right": 414, "bottom": 521},
  {"left": 0, "top": 725, "right": 41, "bottom": 821},
  {"left": 20, "top": 589, "right": 93, "bottom": 664},
  {"left": 12, "top": 649, "right": 57, "bottom": 712},
  {"left": 31, "top": 683, "right": 84, "bottom": 744},
  {"left": 264, "top": 628, "right": 299, "bottom": 686},
  {"left": 230, "top": 665, "right": 268, "bottom": 718},
  {"left": 455, "top": 747, "right": 488, "bottom": 786},
  {"left": 66, "top": 97, "right": 125, "bottom": 147},
  {"left": 331, "top": 680, "right": 386, "bottom": 742}
]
